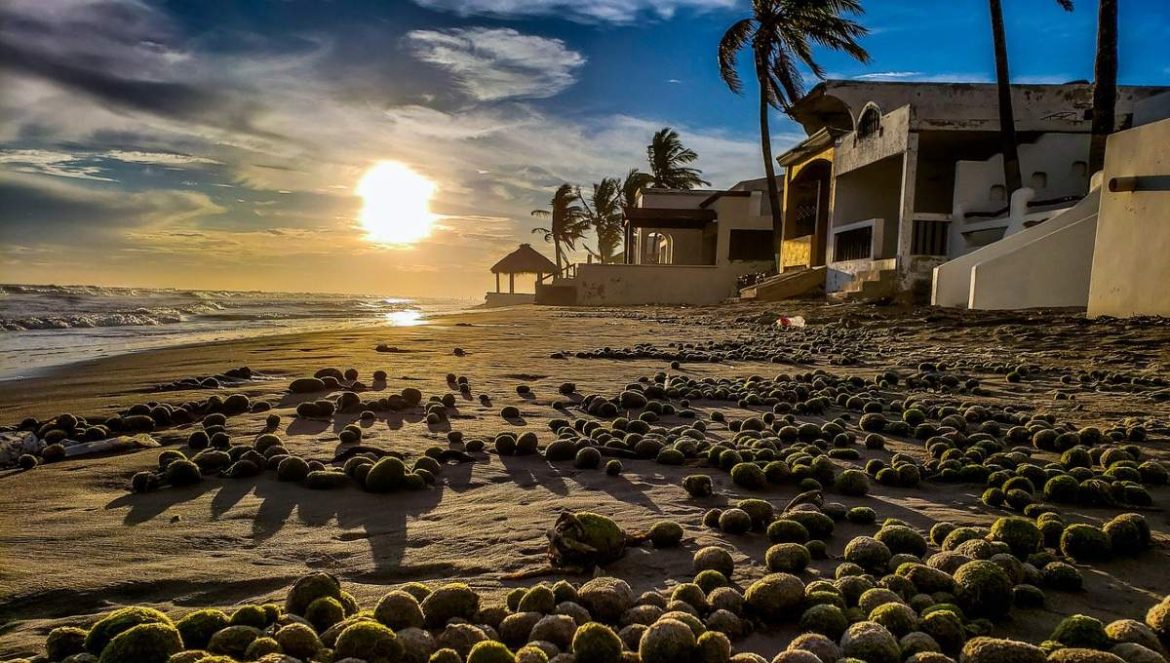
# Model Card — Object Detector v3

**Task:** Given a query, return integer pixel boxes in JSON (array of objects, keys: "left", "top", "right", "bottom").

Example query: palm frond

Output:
[{"left": 718, "top": 18, "right": 756, "bottom": 94}]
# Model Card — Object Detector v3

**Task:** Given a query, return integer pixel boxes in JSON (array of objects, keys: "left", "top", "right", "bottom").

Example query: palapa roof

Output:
[{"left": 490, "top": 243, "right": 559, "bottom": 274}]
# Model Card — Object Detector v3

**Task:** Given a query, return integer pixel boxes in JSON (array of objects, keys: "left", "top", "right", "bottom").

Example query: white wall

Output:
[
  {"left": 968, "top": 213, "right": 1097, "bottom": 310},
  {"left": 932, "top": 189, "right": 1100, "bottom": 308},
  {"left": 952, "top": 133, "right": 1091, "bottom": 223},
  {"left": 1087, "top": 118, "right": 1170, "bottom": 318}
]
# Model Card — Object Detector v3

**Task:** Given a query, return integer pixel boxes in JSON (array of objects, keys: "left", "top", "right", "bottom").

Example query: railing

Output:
[
  {"left": 537, "top": 263, "right": 577, "bottom": 285},
  {"left": 834, "top": 227, "right": 873, "bottom": 262},
  {"left": 911, "top": 217, "right": 950, "bottom": 256}
]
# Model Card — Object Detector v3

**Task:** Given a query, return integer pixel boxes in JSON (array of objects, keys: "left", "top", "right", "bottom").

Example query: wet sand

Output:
[{"left": 1, "top": 303, "right": 1168, "bottom": 658}]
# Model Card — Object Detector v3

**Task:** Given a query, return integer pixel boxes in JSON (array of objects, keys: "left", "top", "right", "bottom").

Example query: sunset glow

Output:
[{"left": 356, "top": 161, "right": 437, "bottom": 245}]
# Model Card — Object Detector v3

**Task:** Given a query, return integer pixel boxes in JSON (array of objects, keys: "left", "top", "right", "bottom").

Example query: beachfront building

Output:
[
  {"left": 535, "top": 179, "right": 779, "bottom": 306},
  {"left": 766, "top": 80, "right": 1167, "bottom": 301},
  {"left": 485, "top": 243, "right": 558, "bottom": 307}
]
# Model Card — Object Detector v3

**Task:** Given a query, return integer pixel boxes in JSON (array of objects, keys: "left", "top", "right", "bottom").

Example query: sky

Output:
[{"left": 1, "top": 0, "right": 1168, "bottom": 299}]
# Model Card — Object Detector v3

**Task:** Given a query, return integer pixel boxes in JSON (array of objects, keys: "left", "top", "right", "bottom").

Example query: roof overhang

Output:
[
  {"left": 776, "top": 127, "right": 843, "bottom": 167},
  {"left": 699, "top": 190, "right": 751, "bottom": 209},
  {"left": 625, "top": 208, "right": 716, "bottom": 229}
]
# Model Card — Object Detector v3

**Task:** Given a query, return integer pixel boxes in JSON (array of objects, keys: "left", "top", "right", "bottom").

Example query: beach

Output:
[{"left": 1, "top": 302, "right": 1169, "bottom": 659}]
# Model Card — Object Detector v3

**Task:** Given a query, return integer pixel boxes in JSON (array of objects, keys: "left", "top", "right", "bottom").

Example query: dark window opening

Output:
[
  {"left": 728, "top": 229, "right": 775, "bottom": 261},
  {"left": 858, "top": 107, "right": 881, "bottom": 138}
]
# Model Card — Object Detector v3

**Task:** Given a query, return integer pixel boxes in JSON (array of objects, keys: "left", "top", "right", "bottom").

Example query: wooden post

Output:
[
  {"left": 509, "top": 273, "right": 515, "bottom": 294},
  {"left": 495, "top": 272, "right": 500, "bottom": 293}
]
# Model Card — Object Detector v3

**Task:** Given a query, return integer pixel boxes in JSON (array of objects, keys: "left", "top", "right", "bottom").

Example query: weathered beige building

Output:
[
  {"left": 535, "top": 179, "right": 779, "bottom": 306},
  {"left": 770, "top": 80, "right": 1167, "bottom": 300}
]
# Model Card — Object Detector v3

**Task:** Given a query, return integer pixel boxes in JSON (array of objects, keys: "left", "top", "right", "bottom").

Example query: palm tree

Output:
[
  {"left": 531, "top": 183, "right": 588, "bottom": 272},
  {"left": 1089, "top": 0, "right": 1117, "bottom": 174},
  {"left": 988, "top": 0, "right": 1073, "bottom": 195},
  {"left": 719, "top": 0, "right": 869, "bottom": 251},
  {"left": 578, "top": 178, "right": 625, "bottom": 263},
  {"left": 619, "top": 168, "right": 653, "bottom": 212},
  {"left": 646, "top": 128, "right": 710, "bottom": 189}
]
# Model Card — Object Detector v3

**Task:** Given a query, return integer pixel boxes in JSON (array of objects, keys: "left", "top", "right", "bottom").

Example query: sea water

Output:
[{"left": 0, "top": 284, "right": 473, "bottom": 380}]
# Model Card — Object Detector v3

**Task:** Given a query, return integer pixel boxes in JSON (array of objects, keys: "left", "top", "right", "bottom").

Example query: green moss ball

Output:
[
  {"left": 421, "top": 583, "right": 480, "bottom": 628},
  {"left": 276, "top": 622, "right": 323, "bottom": 660},
  {"left": 844, "top": 536, "right": 892, "bottom": 572},
  {"left": 799, "top": 604, "right": 848, "bottom": 639},
  {"left": 1051, "top": 614, "right": 1110, "bottom": 650},
  {"left": 840, "top": 621, "right": 900, "bottom": 663},
  {"left": 953, "top": 560, "right": 1014, "bottom": 619},
  {"left": 97, "top": 622, "right": 181, "bottom": 663},
  {"left": 718, "top": 509, "right": 753, "bottom": 535},
  {"left": 639, "top": 618, "right": 697, "bottom": 663},
  {"left": 694, "top": 547, "right": 735, "bottom": 578},
  {"left": 572, "top": 622, "right": 623, "bottom": 663},
  {"left": 988, "top": 517, "right": 1042, "bottom": 559},
  {"left": 45, "top": 626, "right": 88, "bottom": 661},
  {"left": 85, "top": 606, "right": 173, "bottom": 655},
  {"left": 374, "top": 590, "right": 425, "bottom": 630},
  {"left": 766, "top": 543, "right": 811, "bottom": 573},
  {"left": 1060, "top": 524, "right": 1112, "bottom": 562},
  {"left": 649, "top": 521, "right": 685, "bottom": 548},
  {"left": 333, "top": 621, "right": 404, "bottom": 663},
  {"left": 744, "top": 573, "right": 804, "bottom": 623}
]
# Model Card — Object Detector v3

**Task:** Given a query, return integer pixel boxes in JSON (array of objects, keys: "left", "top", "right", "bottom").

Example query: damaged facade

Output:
[{"left": 772, "top": 80, "right": 1168, "bottom": 300}]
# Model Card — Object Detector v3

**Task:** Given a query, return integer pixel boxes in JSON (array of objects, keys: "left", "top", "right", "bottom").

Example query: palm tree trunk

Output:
[
  {"left": 1090, "top": 0, "right": 1118, "bottom": 175},
  {"left": 554, "top": 239, "right": 564, "bottom": 273},
  {"left": 990, "top": 0, "right": 1023, "bottom": 194},
  {"left": 757, "top": 67, "right": 783, "bottom": 270}
]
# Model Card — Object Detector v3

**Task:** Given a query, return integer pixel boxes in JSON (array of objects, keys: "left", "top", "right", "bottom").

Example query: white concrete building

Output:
[
  {"left": 535, "top": 179, "right": 779, "bottom": 306},
  {"left": 772, "top": 80, "right": 1167, "bottom": 301}
]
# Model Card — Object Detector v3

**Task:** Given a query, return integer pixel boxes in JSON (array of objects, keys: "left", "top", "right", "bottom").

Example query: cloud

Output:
[
  {"left": 404, "top": 28, "right": 585, "bottom": 101},
  {"left": 410, "top": 0, "right": 736, "bottom": 24},
  {"left": 0, "top": 149, "right": 114, "bottom": 180},
  {"left": 100, "top": 150, "right": 221, "bottom": 166},
  {"left": 0, "top": 170, "right": 225, "bottom": 243},
  {"left": 853, "top": 71, "right": 923, "bottom": 81}
]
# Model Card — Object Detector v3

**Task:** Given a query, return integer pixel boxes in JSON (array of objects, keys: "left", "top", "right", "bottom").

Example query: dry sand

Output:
[{"left": 1, "top": 302, "right": 1169, "bottom": 658}]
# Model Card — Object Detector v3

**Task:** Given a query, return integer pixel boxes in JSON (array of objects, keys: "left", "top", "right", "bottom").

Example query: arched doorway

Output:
[
  {"left": 644, "top": 232, "right": 673, "bottom": 264},
  {"left": 785, "top": 159, "right": 833, "bottom": 267}
]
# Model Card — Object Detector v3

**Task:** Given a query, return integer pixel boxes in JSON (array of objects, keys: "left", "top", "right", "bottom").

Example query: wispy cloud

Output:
[
  {"left": 409, "top": 0, "right": 736, "bottom": 24},
  {"left": 404, "top": 28, "right": 585, "bottom": 102}
]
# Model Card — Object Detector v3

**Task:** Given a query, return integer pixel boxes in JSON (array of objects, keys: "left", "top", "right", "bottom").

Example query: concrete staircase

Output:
[
  {"left": 828, "top": 267, "right": 897, "bottom": 302},
  {"left": 739, "top": 266, "right": 826, "bottom": 301}
]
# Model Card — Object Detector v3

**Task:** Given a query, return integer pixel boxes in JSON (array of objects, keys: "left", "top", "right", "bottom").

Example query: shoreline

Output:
[{"left": 2, "top": 303, "right": 1170, "bottom": 658}]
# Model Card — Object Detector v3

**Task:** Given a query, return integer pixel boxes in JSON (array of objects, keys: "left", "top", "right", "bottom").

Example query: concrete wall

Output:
[
  {"left": 574, "top": 264, "right": 748, "bottom": 306},
  {"left": 952, "top": 133, "right": 1090, "bottom": 221},
  {"left": 832, "top": 156, "right": 903, "bottom": 257},
  {"left": 799, "top": 81, "right": 1167, "bottom": 135},
  {"left": 637, "top": 190, "right": 713, "bottom": 209},
  {"left": 835, "top": 105, "right": 911, "bottom": 175},
  {"left": 1087, "top": 118, "right": 1170, "bottom": 318},
  {"left": 1134, "top": 92, "right": 1170, "bottom": 126},
  {"left": 932, "top": 189, "right": 1101, "bottom": 307},
  {"left": 968, "top": 213, "right": 1097, "bottom": 310},
  {"left": 710, "top": 193, "right": 774, "bottom": 267}
]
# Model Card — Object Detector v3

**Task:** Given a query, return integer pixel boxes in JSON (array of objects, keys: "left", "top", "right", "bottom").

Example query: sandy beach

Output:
[{"left": 1, "top": 303, "right": 1169, "bottom": 659}]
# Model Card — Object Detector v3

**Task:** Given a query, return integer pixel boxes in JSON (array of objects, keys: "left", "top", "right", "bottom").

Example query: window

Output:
[
  {"left": 1030, "top": 172, "right": 1048, "bottom": 190},
  {"left": 1072, "top": 161, "right": 1088, "bottom": 178},
  {"left": 858, "top": 106, "right": 882, "bottom": 138},
  {"left": 989, "top": 184, "right": 1007, "bottom": 203},
  {"left": 728, "top": 230, "right": 775, "bottom": 261}
]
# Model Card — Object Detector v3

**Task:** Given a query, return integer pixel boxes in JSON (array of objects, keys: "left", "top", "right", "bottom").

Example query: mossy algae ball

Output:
[
  {"left": 335, "top": 621, "right": 404, "bottom": 663},
  {"left": 97, "top": 622, "right": 182, "bottom": 663}
]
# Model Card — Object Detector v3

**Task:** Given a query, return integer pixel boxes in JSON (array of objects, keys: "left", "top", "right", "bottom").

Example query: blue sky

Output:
[{"left": 1, "top": 0, "right": 1167, "bottom": 297}]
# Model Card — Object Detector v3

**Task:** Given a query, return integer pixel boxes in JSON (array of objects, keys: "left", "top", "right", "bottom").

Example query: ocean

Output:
[{"left": 0, "top": 284, "right": 475, "bottom": 380}]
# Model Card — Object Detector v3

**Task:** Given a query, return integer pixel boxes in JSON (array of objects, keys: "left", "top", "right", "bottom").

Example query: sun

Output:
[{"left": 356, "top": 161, "right": 437, "bottom": 245}]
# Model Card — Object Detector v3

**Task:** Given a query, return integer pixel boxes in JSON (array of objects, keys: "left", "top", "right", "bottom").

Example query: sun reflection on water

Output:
[{"left": 385, "top": 309, "right": 424, "bottom": 326}]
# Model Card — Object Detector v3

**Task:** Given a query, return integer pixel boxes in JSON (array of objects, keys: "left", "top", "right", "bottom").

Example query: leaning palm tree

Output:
[
  {"left": 988, "top": 0, "right": 1073, "bottom": 194},
  {"left": 531, "top": 183, "right": 588, "bottom": 272},
  {"left": 719, "top": 0, "right": 869, "bottom": 248},
  {"left": 619, "top": 168, "right": 653, "bottom": 213},
  {"left": 1089, "top": 0, "right": 1117, "bottom": 174},
  {"left": 646, "top": 128, "right": 710, "bottom": 189},
  {"left": 578, "top": 178, "right": 625, "bottom": 263}
]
